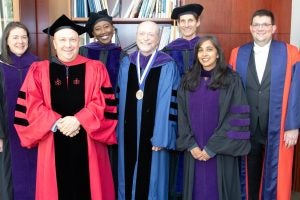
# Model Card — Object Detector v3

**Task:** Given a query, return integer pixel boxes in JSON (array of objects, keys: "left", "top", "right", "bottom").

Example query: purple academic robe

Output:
[
  {"left": 0, "top": 52, "right": 38, "bottom": 200},
  {"left": 79, "top": 42, "right": 127, "bottom": 88},
  {"left": 163, "top": 36, "right": 200, "bottom": 76},
  {"left": 189, "top": 71, "right": 220, "bottom": 200}
]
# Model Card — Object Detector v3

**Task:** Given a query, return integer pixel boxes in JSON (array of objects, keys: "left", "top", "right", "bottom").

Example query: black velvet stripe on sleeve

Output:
[
  {"left": 14, "top": 117, "right": 29, "bottom": 126},
  {"left": 105, "top": 99, "right": 118, "bottom": 106},
  {"left": 15, "top": 104, "right": 27, "bottom": 113},
  {"left": 169, "top": 114, "right": 177, "bottom": 122},
  {"left": 101, "top": 86, "right": 114, "bottom": 94},
  {"left": 170, "top": 102, "right": 178, "bottom": 109},
  {"left": 18, "top": 91, "right": 26, "bottom": 99},
  {"left": 104, "top": 111, "right": 118, "bottom": 120},
  {"left": 171, "top": 89, "right": 177, "bottom": 97}
]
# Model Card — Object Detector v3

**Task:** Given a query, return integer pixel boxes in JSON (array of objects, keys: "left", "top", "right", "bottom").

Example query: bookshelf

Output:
[
  {"left": 72, "top": 18, "right": 174, "bottom": 24},
  {"left": 57, "top": 0, "right": 183, "bottom": 52},
  {"left": 70, "top": 0, "right": 181, "bottom": 22}
]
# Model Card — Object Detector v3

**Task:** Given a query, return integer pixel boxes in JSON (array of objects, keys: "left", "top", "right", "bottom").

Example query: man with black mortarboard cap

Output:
[
  {"left": 162, "top": 3, "right": 203, "bottom": 200},
  {"left": 14, "top": 14, "right": 117, "bottom": 200},
  {"left": 163, "top": 4, "right": 203, "bottom": 76}
]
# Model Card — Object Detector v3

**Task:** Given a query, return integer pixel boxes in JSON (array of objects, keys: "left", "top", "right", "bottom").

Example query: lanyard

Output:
[{"left": 136, "top": 50, "right": 157, "bottom": 86}]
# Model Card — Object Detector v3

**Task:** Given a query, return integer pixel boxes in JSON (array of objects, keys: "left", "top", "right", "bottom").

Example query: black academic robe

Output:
[
  {"left": 177, "top": 70, "right": 251, "bottom": 200},
  {"left": 0, "top": 69, "right": 12, "bottom": 200}
]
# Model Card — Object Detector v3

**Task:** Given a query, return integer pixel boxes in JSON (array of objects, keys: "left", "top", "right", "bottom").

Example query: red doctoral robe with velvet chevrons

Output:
[{"left": 14, "top": 55, "right": 117, "bottom": 200}]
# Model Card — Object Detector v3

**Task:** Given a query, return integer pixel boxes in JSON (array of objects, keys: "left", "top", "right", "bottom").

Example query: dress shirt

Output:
[{"left": 253, "top": 41, "right": 271, "bottom": 83}]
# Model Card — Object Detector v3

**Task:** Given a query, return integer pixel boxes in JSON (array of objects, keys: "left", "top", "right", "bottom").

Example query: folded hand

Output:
[{"left": 57, "top": 116, "right": 81, "bottom": 137}]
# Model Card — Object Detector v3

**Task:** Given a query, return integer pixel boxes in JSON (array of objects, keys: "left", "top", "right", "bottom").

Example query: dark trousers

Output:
[{"left": 247, "top": 127, "right": 266, "bottom": 200}]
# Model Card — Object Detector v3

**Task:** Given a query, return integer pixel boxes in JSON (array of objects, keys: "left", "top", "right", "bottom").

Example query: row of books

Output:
[
  {"left": 72, "top": 0, "right": 180, "bottom": 19},
  {"left": 124, "top": 0, "right": 180, "bottom": 18},
  {"left": 73, "top": 0, "right": 108, "bottom": 18},
  {"left": 158, "top": 25, "right": 180, "bottom": 50}
]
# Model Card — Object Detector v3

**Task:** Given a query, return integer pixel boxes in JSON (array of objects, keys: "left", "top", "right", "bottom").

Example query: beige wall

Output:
[{"left": 291, "top": 0, "right": 300, "bottom": 49}]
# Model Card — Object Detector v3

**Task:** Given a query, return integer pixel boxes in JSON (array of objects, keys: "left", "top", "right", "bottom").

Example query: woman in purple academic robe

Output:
[
  {"left": 0, "top": 21, "right": 38, "bottom": 200},
  {"left": 177, "top": 35, "right": 251, "bottom": 200}
]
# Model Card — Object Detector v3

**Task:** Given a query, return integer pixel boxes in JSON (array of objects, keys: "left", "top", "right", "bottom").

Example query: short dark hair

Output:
[
  {"left": 0, "top": 21, "right": 31, "bottom": 64},
  {"left": 178, "top": 12, "right": 199, "bottom": 21},
  {"left": 251, "top": 9, "right": 275, "bottom": 25}
]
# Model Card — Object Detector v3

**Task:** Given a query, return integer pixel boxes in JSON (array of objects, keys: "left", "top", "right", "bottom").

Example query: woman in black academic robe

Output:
[{"left": 177, "top": 35, "right": 251, "bottom": 200}]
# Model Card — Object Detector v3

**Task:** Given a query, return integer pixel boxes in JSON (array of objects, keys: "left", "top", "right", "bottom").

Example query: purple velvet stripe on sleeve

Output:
[
  {"left": 226, "top": 131, "right": 250, "bottom": 140},
  {"left": 229, "top": 118, "right": 250, "bottom": 127},
  {"left": 230, "top": 105, "right": 250, "bottom": 114}
]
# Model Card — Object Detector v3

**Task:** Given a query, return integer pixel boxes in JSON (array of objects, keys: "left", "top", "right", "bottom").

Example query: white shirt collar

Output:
[{"left": 253, "top": 41, "right": 271, "bottom": 53}]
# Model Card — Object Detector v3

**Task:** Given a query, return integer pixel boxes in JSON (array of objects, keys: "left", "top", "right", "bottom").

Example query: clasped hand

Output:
[
  {"left": 284, "top": 129, "right": 299, "bottom": 148},
  {"left": 57, "top": 116, "right": 81, "bottom": 137},
  {"left": 190, "top": 147, "right": 211, "bottom": 161},
  {"left": 152, "top": 146, "right": 162, "bottom": 151}
]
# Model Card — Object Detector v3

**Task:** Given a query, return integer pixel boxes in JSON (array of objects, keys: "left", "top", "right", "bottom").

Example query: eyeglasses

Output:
[{"left": 251, "top": 23, "right": 273, "bottom": 29}]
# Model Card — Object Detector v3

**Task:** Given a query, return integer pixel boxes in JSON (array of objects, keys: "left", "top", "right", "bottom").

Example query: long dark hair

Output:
[
  {"left": 0, "top": 22, "right": 31, "bottom": 64},
  {"left": 181, "top": 35, "right": 229, "bottom": 91}
]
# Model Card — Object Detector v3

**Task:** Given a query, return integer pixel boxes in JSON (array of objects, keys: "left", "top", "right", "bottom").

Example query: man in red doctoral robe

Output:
[{"left": 14, "top": 14, "right": 117, "bottom": 200}]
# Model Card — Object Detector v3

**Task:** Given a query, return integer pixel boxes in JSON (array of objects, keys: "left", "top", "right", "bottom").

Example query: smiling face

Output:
[
  {"left": 250, "top": 15, "right": 276, "bottom": 47},
  {"left": 178, "top": 14, "right": 200, "bottom": 40},
  {"left": 136, "top": 21, "right": 160, "bottom": 56},
  {"left": 92, "top": 20, "right": 114, "bottom": 45},
  {"left": 197, "top": 40, "right": 218, "bottom": 71},
  {"left": 53, "top": 28, "right": 80, "bottom": 62},
  {"left": 7, "top": 27, "right": 29, "bottom": 56}
]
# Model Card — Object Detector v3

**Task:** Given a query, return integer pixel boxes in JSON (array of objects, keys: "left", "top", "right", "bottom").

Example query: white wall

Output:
[{"left": 290, "top": 0, "right": 300, "bottom": 49}]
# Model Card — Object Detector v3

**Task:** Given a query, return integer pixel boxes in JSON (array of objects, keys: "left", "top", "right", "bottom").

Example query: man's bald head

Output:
[{"left": 136, "top": 21, "right": 160, "bottom": 56}]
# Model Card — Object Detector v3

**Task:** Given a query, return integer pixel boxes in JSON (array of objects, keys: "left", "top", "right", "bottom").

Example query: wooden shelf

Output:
[{"left": 72, "top": 17, "right": 174, "bottom": 24}]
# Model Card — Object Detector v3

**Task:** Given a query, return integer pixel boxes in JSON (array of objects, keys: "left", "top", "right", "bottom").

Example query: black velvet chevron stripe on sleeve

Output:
[
  {"left": 169, "top": 114, "right": 177, "bottom": 122},
  {"left": 169, "top": 89, "right": 178, "bottom": 122},
  {"left": 101, "top": 86, "right": 114, "bottom": 94},
  {"left": 18, "top": 91, "right": 26, "bottom": 99},
  {"left": 104, "top": 111, "right": 118, "bottom": 120},
  {"left": 15, "top": 104, "right": 27, "bottom": 113},
  {"left": 14, "top": 117, "right": 29, "bottom": 126},
  {"left": 170, "top": 102, "right": 178, "bottom": 109},
  {"left": 105, "top": 99, "right": 118, "bottom": 106},
  {"left": 171, "top": 89, "right": 177, "bottom": 97}
]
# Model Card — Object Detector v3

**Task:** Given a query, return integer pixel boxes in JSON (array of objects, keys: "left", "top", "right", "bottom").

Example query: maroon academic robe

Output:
[{"left": 14, "top": 55, "right": 117, "bottom": 200}]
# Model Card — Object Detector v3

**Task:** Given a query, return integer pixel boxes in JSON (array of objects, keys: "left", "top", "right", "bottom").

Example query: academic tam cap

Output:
[
  {"left": 171, "top": 4, "right": 204, "bottom": 20},
  {"left": 85, "top": 9, "right": 113, "bottom": 38},
  {"left": 42, "top": 14, "right": 86, "bottom": 36}
]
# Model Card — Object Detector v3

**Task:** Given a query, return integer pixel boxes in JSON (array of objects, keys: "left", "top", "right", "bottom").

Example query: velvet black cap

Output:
[
  {"left": 42, "top": 14, "right": 86, "bottom": 36},
  {"left": 171, "top": 4, "right": 204, "bottom": 20},
  {"left": 85, "top": 9, "right": 113, "bottom": 38}
]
